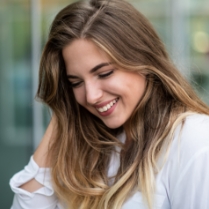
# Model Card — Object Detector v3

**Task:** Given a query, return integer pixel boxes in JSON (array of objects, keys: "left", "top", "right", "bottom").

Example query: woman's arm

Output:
[
  {"left": 10, "top": 116, "right": 60, "bottom": 209},
  {"left": 20, "top": 115, "right": 56, "bottom": 192}
]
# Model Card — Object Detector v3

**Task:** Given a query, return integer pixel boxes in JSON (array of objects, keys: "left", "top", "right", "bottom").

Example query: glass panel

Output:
[
  {"left": 0, "top": 1, "right": 32, "bottom": 207},
  {"left": 190, "top": 2, "right": 209, "bottom": 103}
]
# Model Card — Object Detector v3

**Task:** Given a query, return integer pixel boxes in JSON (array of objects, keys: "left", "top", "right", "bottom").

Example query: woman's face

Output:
[{"left": 63, "top": 39, "right": 146, "bottom": 129}]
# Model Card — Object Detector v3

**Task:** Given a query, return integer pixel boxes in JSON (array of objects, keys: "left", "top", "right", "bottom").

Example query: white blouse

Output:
[{"left": 10, "top": 114, "right": 209, "bottom": 209}]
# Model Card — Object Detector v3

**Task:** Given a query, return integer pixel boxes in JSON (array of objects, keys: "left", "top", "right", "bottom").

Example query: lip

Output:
[{"left": 96, "top": 98, "right": 119, "bottom": 117}]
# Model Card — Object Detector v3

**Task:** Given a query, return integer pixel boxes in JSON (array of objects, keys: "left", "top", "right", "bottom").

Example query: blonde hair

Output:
[{"left": 37, "top": 0, "right": 209, "bottom": 208}]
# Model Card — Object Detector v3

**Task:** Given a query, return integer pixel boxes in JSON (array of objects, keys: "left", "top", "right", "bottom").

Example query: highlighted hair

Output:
[{"left": 37, "top": 0, "right": 209, "bottom": 208}]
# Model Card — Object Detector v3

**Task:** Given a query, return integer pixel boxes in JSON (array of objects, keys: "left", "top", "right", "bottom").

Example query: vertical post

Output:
[
  {"left": 31, "top": 0, "right": 43, "bottom": 150},
  {"left": 170, "top": 0, "right": 191, "bottom": 78}
]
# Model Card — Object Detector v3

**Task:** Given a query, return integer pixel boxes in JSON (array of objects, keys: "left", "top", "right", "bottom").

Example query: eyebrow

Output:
[{"left": 66, "top": 62, "right": 111, "bottom": 79}]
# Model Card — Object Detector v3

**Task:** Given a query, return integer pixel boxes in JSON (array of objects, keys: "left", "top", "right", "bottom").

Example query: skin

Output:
[
  {"left": 20, "top": 38, "right": 146, "bottom": 192},
  {"left": 63, "top": 39, "right": 146, "bottom": 129},
  {"left": 20, "top": 116, "right": 56, "bottom": 192}
]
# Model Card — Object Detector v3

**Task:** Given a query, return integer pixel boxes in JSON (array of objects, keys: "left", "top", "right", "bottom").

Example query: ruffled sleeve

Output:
[{"left": 10, "top": 156, "right": 60, "bottom": 209}]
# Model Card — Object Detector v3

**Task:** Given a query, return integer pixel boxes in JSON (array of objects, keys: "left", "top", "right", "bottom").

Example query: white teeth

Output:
[{"left": 97, "top": 99, "right": 118, "bottom": 113}]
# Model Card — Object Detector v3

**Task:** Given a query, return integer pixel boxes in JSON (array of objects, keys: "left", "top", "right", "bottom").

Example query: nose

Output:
[{"left": 85, "top": 82, "right": 103, "bottom": 105}]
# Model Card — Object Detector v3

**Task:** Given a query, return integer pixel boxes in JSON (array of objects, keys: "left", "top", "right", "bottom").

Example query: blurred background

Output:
[{"left": 0, "top": 0, "right": 209, "bottom": 207}]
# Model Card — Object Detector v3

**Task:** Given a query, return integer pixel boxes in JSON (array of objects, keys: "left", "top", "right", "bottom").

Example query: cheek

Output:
[
  {"left": 138, "top": 77, "right": 146, "bottom": 94},
  {"left": 73, "top": 89, "right": 85, "bottom": 106},
  {"left": 127, "top": 75, "right": 146, "bottom": 102},
  {"left": 133, "top": 74, "right": 146, "bottom": 89}
]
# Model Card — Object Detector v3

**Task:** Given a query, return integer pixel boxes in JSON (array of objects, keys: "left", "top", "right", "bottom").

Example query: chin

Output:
[
  {"left": 103, "top": 120, "right": 124, "bottom": 130},
  {"left": 106, "top": 124, "right": 121, "bottom": 129}
]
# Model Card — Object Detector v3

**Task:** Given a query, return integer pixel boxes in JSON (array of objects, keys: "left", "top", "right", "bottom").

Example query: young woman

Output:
[{"left": 10, "top": 0, "right": 209, "bottom": 208}]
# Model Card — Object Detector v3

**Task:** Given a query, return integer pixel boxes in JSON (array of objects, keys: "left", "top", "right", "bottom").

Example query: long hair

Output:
[{"left": 37, "top": 0, "right": 209, "bottom": 208}]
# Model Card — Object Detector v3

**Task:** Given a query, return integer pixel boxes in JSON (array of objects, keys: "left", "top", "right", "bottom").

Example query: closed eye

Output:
[
  {"left": 69, "top": 81, "right": 83, "bottom": 88},
  {"left": 98, "top": 70, "right": 114, "bottom": 78}
]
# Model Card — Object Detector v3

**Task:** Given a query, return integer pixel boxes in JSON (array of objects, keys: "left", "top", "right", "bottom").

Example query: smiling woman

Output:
[
  {"left": 9, "top": 0, "right": 209, "bottom": 209},
  {"left": 63, "top": 39, "right": 146, "bottom": 128}
]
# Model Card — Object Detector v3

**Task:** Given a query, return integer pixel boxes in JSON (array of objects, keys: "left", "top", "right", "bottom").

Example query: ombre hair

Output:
[{"left": 37, "top": 0, "right": 209, "bottom": 208}]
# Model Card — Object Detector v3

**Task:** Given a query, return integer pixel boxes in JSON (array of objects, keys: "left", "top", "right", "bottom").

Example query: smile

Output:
[{"left": 96, "top": 98, "right": 119, "bottom": 113}]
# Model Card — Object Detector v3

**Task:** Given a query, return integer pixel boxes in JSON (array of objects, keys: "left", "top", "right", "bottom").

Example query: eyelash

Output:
[
  {"left": 98, "top": 70, "right": 114, "bottom": 78},
  {"left": 69, "top": 81, "right": 82, "bottom": 88},
  {"left": 69, "top": 70, "right": 114, "bottom": 88}
]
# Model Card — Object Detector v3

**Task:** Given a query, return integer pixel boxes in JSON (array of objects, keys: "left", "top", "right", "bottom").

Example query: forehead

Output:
[{"left": 62, "top": 39, "right": 111, "bottom": 74}]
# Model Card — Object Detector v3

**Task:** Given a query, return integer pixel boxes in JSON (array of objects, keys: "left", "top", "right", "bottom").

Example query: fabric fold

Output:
[{"left": 10, "top": 156, "right": 54, "bottom": 198}]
